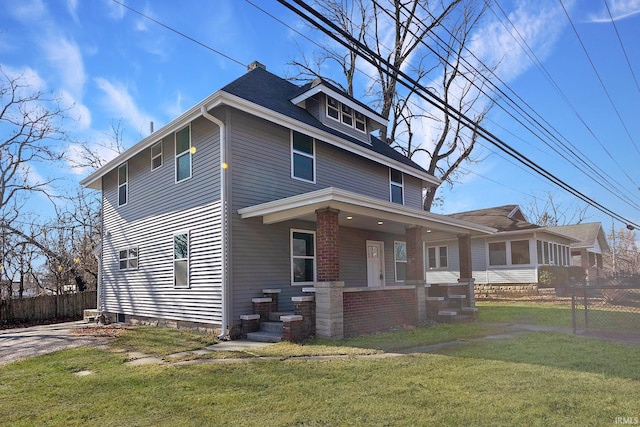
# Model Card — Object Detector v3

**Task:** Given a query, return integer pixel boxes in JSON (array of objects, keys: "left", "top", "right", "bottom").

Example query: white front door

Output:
[{"left": 366, "top": 240, "right": 385, "bottom": 287}]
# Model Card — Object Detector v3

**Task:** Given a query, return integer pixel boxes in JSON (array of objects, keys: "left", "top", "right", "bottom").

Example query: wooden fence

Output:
[{"left": 0, "top": 291, "right": 97, "bottom": 325}]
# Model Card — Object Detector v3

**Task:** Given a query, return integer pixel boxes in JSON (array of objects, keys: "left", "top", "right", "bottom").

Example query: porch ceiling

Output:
[{"left": 238, "top": 187, "right": 496, "bottom": 238}]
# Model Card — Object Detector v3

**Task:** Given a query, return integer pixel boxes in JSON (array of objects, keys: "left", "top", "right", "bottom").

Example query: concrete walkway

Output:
[{"left": 2, "top": 321, "right": 638, "bottom": 367}]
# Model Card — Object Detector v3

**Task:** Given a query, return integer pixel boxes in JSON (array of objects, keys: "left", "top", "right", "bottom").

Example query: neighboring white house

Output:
[
  {"left": 424, "top": 205, "right": 580, "bottom": 285},
  {"left": 546, "top": 223, "right": 610, "bottom": 281}
]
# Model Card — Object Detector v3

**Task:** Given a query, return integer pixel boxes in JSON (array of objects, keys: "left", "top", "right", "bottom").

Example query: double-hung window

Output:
[
  {"left": 174, "top": 232, "right": 189, "bottom": 288},
  {"left": 511, "top": 240, "right": 531, "bottom": 265},
  {"left": 355, "top": 111, "right": 366, "bottom": 132},
  {"left": 175, "top": 125, "right": 191, "bottom": 182},
  {"left": 291, "top": 131, "right": 315, "bottom": 183},
  {"left": 341, "top": 104, "right": 353, "bottom": 126},
  {"left": 151, "top": 141, "right": 163, "bottom": 170},
  {"left": 394, "top": 241, "right": 407, "bottom": 282},
  {"left": 390, "top": 168, "right": 404, "bottom": 204},
  {"left": 327, "top": 96, "right": 340, "bottom": 120},
  {"left": 427, "top": 246, "right": 448, "bottom": 269},
  {"left": 291, "top": 230, "right": 316, "bottom": 284},
  {"left": 326, "top": 96, "right": 367, "bottom": 133},
  {"left": 489, "top": 242, "right": 507, "bottom": 266},
  {"left": 119, "top": 247, "right": 138, "bottom": 270},
  {"left": 118, "top": 163, "right": 128, "bottom": 206}
]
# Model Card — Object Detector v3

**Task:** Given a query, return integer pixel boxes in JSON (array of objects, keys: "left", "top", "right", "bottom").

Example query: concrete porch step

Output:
[
  {"left": 437, "top": 310, "right": 473, "bottom": 324},
  {"left": 268, "top": 311, "right": 295, "bottom": 322},
  {"left": 246, "top": 330, "right": 282, "bottom": 343},
  {"left": 260, "top": 321, "right": 284, "bottom": 334}
]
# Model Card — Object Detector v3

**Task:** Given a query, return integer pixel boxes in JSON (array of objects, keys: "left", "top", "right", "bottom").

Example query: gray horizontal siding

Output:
[
  {"left": 101, "top": 115, "right": 223, "bottom": 325},
  {"left": 227, "top": 108, "right": 426, "bottom": 319},
  {"left": 102, "top": 200, "right": 223, "bottom": 324}
]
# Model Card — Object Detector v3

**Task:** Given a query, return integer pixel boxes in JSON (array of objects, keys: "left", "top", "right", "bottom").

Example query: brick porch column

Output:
[
  {"left": 405, "top": 225, "right": 425, "bottom": 283},
  {"left": 316, "top": 208, "right": 340, "bottom": 282}
]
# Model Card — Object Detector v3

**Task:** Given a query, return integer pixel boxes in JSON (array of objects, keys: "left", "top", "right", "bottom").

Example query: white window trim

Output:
[
  {"left": 151, "top": 141, "right": 163, "bottom": 171},
  {"left": 290, "top": 229, "right": 316, "bottom": 286},
  {"left": 326, "top": 95, "right": 367, "bottom": 134},
  {"left": 118, "top": 162, "right": 128, "bottom": 207},
  {"left": 536, "top": 240, "right": 571, "bottom": 266},
  {"left": 118, "top": 246, "right": 138, "bottom": 270},
  {"left": 389, "top": 168, "right": 404, "bottom": 204},
  {"left": 394, "top": 241, "right": 407, "bottom": 282},
  {"left": 427, "top": 245, "right": 448, "bottom": 269},
  {"left": 290, "top": 131, "right": 316, "bottom": 184},
  {"left": 487, "top": 240, "right": 537, "bottom": 267},
  {"left": 173, "top": 231, "right": 190, "bottom": 289},
  {"left": 175, "top": 124, "right": 192, "bottom": 183}
]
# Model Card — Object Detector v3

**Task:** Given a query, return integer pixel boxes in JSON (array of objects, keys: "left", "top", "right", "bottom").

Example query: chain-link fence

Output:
[{"left": 571, "top": 280, "right": 640, "bottom": 340}]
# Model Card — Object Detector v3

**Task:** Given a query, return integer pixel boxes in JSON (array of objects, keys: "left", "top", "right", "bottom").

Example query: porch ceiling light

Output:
[
  {"left": 346, "top": 216, "right": 353, "bottom": 220},
  {"left": 377, "top": 221, "right": 384, "bottom": 225}
]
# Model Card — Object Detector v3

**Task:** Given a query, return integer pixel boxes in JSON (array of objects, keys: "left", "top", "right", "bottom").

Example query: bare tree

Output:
[
  {"left": 523, "top": 191, "right": 590, "bottom": 226},
  {"left": 0, "top": 66, "right": 65, "bottom": 212},
  {"left": 290, "top": 0, "right": 494, "bottom": 210},
  {"left": 606, "top": 227, "right": 640, "bottom": 277}
]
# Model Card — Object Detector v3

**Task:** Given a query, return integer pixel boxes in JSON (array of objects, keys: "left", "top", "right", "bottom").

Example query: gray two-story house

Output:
[{"left": 81, "top": 62, "right": 495, "bottom": 339}]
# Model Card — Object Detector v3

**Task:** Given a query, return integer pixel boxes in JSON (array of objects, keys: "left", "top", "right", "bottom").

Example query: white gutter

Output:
[{"left": 200, "top": 105, "right": 229, "bottom": 340}]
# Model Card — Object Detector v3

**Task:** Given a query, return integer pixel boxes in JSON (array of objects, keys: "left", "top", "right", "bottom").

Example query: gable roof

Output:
[
  {"left": 546, "top": 222, "right": 610, "bottom": 251},
  {"left": 220, "top": 66, "right": 428, "bottom": 175},
  {"left": 81, "top": 64, "right": 437, "bottom": 189},
  {"left": 448, "top": 205, "right": 538, "bottom": 232}
]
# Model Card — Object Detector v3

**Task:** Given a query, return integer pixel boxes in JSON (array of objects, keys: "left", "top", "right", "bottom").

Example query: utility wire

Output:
[
  {"left": 603, "top": 0, "right": 640, "bottom": 97},
  {"left": 487, "top": 0, "right": 640, "bottom": 196},
  {"left": 375, "top": 0, "right": 640, "bottom": 212},
  {"left": 277, "top": 0, "right": 640, "bottom": 229},
  {"left": 110, "top": 0, "right": 247, "bottom": 69},
  {"left": 559, "top": 0, "right": 640, "bottom": 158}
]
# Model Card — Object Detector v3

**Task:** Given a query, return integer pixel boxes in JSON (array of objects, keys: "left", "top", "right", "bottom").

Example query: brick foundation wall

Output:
[{"left": 343, "top": 288, "right": 417, "bottom": 338}]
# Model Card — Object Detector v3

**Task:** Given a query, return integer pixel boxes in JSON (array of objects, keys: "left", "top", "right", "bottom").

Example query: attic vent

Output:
[{"left": 247, "top": 61, "right": 266, "bottom": 71}]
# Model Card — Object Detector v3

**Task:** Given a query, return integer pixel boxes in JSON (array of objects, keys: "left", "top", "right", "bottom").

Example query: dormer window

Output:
[
  {"left": 327, "top": 97, "right": 340, "bottom": 120},
  {"left": 341, "top": 104, "right": 353, "bottom": 126},
  {"left": 326, "top": 96, "right": 366, "bottom": 133},
  {"left": 355, "top": 111, "right": 366, "bottom": 131}
]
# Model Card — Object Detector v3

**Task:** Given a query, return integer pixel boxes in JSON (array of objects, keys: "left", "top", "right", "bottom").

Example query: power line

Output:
[
  {"left": 277, "top": 0, "right": 640, "bottom": 229},
  {"left": 559, "top": 0, "right": 640, "bottom": 159},
  {"left": 603, "top": 0, "right": 640, "bottom": 96},
  {"left": 376, "top": 0, "right": 640, "bottom": 212},
  {"left": 110, "top": 0, "right": 247, "bottom": 69},
  {"left": 473, "top": 1, "right": 640, "bottom": 200}
]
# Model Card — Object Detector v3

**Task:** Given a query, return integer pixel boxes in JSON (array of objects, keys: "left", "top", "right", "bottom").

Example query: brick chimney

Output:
[{"left": 247, "top": 61, "right": 266, "bottom": 71}]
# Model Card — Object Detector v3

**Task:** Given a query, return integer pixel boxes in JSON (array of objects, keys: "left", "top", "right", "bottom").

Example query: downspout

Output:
[{"left": 201, "top": 105, "right": 229, "bottom": 339}]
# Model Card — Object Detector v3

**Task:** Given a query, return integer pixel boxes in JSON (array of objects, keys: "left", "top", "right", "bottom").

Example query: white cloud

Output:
[
  {"left": 5, "top": 0, "right": 47, "bottom": 22},
  {"left": 589, "top": 0, "right": 640, "bottom": 22},
  {"left": 94, "top": 77, "right": 156, "bottom": 136},
  {"left": 59, "top": 90, "right": 92, "bottom": 130},
  {"left": 105, "top": 0, "right": 126, "bottom": 20},
  {"left": 66, "top": 0, "right": 79, "bottom": 23},
  {"left": 40, "top": 36, "right": 86, "bottom": 100},
  {"left": 0, "top": 64, "right": 46, "bottom": 92}
]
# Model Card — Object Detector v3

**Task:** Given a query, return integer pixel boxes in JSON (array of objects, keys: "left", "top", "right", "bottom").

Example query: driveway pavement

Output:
[{"left": 0, "top": 321, "right": 108, "bottom": 366}]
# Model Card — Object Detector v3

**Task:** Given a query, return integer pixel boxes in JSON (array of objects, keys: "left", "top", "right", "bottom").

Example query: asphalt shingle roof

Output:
[
  {"left": 546, "top": 222, "right": 609, "bottom": 250},
  {"left": 448, "top": 205, "right": 539, "bottom": 232},
  {"left": 221, "top": 66, "right": 429, "bottom": 174}
]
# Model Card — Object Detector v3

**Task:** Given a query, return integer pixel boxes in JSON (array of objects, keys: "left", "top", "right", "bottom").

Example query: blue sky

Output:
[{"left": 1, "top": 0, "right": 640, "bottom": 232}]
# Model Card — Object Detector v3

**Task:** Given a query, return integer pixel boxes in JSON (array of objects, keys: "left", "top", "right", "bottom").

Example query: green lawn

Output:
[{"left": 1, "top": 302, "right": 639, "bottom": 426}]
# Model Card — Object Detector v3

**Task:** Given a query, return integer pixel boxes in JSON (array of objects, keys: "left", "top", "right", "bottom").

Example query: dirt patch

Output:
[{"left": 71, "top": 324, "right": 129, "bottom": 339}]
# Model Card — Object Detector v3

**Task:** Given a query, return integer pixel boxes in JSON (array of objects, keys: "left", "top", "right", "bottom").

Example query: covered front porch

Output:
[{"left": 238, "top": 187, "right": 495, "bottom": 339}]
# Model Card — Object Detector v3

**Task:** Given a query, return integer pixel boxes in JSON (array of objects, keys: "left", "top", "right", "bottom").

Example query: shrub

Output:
[{"left": 538, "top": 266, "right": 569, "bottom": 288}]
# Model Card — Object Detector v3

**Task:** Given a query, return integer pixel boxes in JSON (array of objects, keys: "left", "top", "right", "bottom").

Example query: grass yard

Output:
[{"left": 1, "top": 302, "right": 639, "bottom": 426}]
